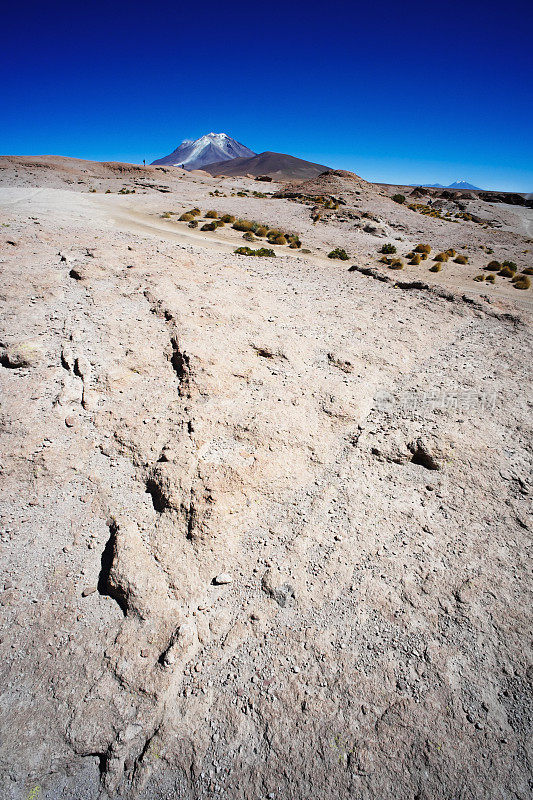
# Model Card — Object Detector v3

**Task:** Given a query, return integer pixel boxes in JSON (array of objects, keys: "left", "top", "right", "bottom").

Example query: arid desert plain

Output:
[{"left": 0, "top": 155, "right": 532, "bottom": 800}]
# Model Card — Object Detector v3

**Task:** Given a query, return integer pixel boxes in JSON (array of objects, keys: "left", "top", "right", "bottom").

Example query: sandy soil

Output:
[{"left": 0, "top": 158, "right": 531, "bottom": 800}]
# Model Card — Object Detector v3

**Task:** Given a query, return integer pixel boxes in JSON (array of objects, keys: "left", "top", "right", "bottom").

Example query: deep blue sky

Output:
[{"left": 2, "top": 0, "right": 532, "bottom": 190}]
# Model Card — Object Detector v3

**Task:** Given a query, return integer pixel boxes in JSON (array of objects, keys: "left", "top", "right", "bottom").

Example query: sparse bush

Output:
[
  {"left": 271, "top": 234, "right": 287, "bottom": 245},
  {"left": 201, "top": 222, "right": 216, "bottom": 231},
  {"left": 429, "top": 263, "right": 442, "bottom": 272},
  {"left": 502, "top": 260, "right": 517, "bottom": 272},
  {"left": 406, "top": 251, "right": 415, "bottom": 259},
  {"left": 221, "top": 214, "right": 235, "bottom": 223},
  {"left": 473, "top": 274, "right": 485, "bottom": 282},
  {"left": 380, "top": 256, "right": 392, "bottom": 264},
  {"left": 243, "top": 231, "right": 256, "bottom": 241},
  {"left": 266, "top": 229, "right": 281, "bottom": 239},
  {"left": 498, "top": 266, "right": 515, "bottom": 278},
  {"left": 232, "top": 219, "right": 254, "bottom": 232},
  {"left": 445, "top": 248, "right": 457, "bottom": 257},
  {"left": 415, "top": 244, "right": 431, "bottom": 254},
  {"left": 454, "top": 255, "right": 468, "bottom": 264},
  {"left": 328, "top": 248, "right": 349, "bottom": 260},
  {"left": 191, "top": 208, "right": 202, "bottom": 216},
  {"left": 392, "top": 194, "right": 406, "bottom": 204},
  {"left": 485, "top": 274, "right": 496, "bottom": 283},
  {"left": 179, "top": 212, "right": 194, "bottom": 221},
  {"left": 381, "top": 243, "right": 397, "bottom": 254},
  {"left": 234, "top": 246, "right": 275, "bottom": 257},
  {"left": 188, "top": 220, "right": 198, "bottom": 228},
  {"left": 522, "top": 267, "right": 533, "bottom": 275},
  {"left": 288, "top": 235, "right": 302, "bottom": 249},
  {"left": 161, "top": 211, "right": 172, "bottom": 219},
  {"left": 485, "top": 260, "right": 501, "bottom": 270},
  {"left": 409, "top": 254, "right": 421, "bottom": 265},
  {"left": 389, "top": 259, "right": 404, "bottom": 269},
  {"left": 434, "top": 252, "right": 449, "bottom": 262},
  {"left": 255, "top": 226, "right": 268, "bottom": 237},
  {"left": 205, "top": 210, "right": 218, "bottom": 218},
  {"left": 513, "top": 276, "right": 531, "bottom": 289},
  {"left": 214, "top": 220, "right": 224, "bottom": 227}
]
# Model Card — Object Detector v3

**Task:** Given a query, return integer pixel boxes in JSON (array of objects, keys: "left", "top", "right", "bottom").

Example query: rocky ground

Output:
[{"left": 0, "top": 157, "right": 531, "bottom": 800}]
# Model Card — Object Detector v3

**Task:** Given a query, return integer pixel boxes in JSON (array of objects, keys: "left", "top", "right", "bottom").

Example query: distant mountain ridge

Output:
[
  {"left": 151, "top": 133, "right": 255, "bottom": 170},
  {"left": 201, "top": 151, "right": 330, "bottom": 180},
  {"left": 411, "top": 179, "right": 481, "bottom": 190}
]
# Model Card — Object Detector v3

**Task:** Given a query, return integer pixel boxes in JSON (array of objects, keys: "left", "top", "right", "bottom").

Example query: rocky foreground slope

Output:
[{"left": 0, "top": 160, "right": 531, "bottom": 800}]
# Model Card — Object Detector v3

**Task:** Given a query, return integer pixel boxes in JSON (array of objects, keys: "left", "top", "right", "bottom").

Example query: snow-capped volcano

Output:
[
  {"left": 411, "top": 179, "right": 481, "bottom": 190},
  {"left": 151, "top": 133, "right": 255, "bottom": 170}
]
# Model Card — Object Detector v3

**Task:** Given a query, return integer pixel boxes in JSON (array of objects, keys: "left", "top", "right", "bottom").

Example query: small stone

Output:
[
  {"left": 63, "top": 545, "right": 72, "bottom": 553},
  {"left": 81, "top": 587, "right": 97, "bottom": 597},
  {"left": 213, "top": 573, "right": 233, "bottom": 585},
  {"left": 65, "top": 415, "right": 77, "bottom": 428},
  {"left": 140, "top": 649, "right": 149, "bottom": 658},
  {"left": 250, "top": 613, "right": 260, "bottom": 621}
]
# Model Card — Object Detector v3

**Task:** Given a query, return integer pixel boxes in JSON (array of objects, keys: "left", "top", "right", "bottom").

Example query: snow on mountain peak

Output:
[{"left": 151, "top": 133, "right": 255, "bottom": 170}]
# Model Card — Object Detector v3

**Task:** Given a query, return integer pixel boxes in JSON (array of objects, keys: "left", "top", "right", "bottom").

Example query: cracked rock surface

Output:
[{"left": 0, "top": 162, "right": 532, "bottom": 800}]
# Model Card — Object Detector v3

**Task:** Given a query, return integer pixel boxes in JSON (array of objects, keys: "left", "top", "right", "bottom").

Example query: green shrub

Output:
[
  {"left": 221, "top": 214, "right": 235, "bottom": 223},
  {"left": 473, "top": 274, "right": 485, "bottom": 282},
  {"left": 380, "top": 243, "right": 397, "bottom": 254},
  {"left": 415, "top": 244, "right": 431, "bottom": 254},
  {"left": 513, "top": 276, "right": 530, "bottom": 289},
  {"left": 234, "top": 246, "right": 276, "bottom": 257},
  {"left": 433, "top": 252, "right": 449, "bottom": 262},
  {"left": 328, "top": 248, "right": 349, "bottom": 260},
  {"left": 485, "top": 274, "right": 496, "bottom": 283},
  {"left": 205, "top": 210, "right": 218, "bottom": 219},
  {"left": 502, "top": 260, "right": 517, "bottom": 271},
  {"left": 242, "top": 231, "right": 255, "bottom": 241},
  {"left": 429, "top": 263, "right": 442, "bottom": 272},
  {"left": 454, "top": 255, "right": 468, "bottom": 264},
  {"left": 201, "top": 222, "right": 216, "bottom": 231},
  {"left": 498, "top": 266, "right": 515, "bottom": 278},
  {"left": 179, "top": 212, "right": 194, "bottom": 221},
  {"left": 389, "top": 259, "right": 404, "bottom": 270},
  {"left": 486, "top": 260, "right": 501, "bottom": 270},
  {"left": 392, "top": 194, "right": 406, "bottom": 204},
  {"left": 188, "top": 220, "right": 198, "bottom": 228},
  {"left": 232, "top": 219, "right": 254, "bottom": 232},
  {"left": 266, "top": 229, "right": 281, "bottom": 239},
  {"left": 271, "top": 234, "right": 287, "bottom": 245}
]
